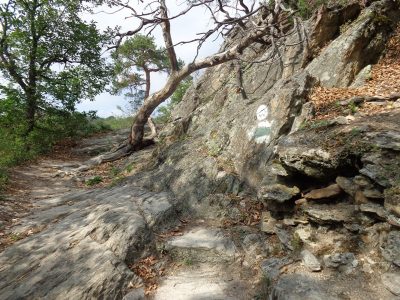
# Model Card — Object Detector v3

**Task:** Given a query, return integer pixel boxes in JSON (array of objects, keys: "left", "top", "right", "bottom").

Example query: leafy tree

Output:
[
  {"left": 0, "top": 0, "right": 110, "bottom": 137},
  {"left": 111, "top": 34, "right": 169, "bottom": 104}
]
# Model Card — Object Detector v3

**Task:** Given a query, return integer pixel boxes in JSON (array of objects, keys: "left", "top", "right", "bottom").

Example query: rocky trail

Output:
[
  {"left": 0, "top": 130, "right": 262, "bottom": 299},
  {"left": 2, "top": 1, "right": 400, "bottom": 299}
]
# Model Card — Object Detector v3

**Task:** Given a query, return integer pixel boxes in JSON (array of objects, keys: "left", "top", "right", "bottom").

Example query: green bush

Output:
[{"left": 0, "top": 105, "right": 111, "bottom": 191}]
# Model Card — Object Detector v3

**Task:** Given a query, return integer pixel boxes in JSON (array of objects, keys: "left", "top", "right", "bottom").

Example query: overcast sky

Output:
[{"left": 77, "top": 2, "right": 223, "bottom": 117}]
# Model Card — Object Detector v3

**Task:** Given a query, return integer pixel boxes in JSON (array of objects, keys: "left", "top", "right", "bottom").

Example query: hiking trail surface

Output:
[{"left": 0, "top": 129, "right": 258, "bottom": 299}]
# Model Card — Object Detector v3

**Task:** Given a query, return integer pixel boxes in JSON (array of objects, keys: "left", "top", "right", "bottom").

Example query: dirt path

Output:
[
  {"left": 0, "top": 129, "right": 130, "bottom": 251},
  {"left": 0, "top": 152, "right": 84, "bottom": 251}
]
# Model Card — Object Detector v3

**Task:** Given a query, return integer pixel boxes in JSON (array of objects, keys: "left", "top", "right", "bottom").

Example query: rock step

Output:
[
  {"left": 164, "top": 227, "right": 237, "bottom": 262},
  {"left": 154, "top": 265, "right": 247, "bottom": 300}
]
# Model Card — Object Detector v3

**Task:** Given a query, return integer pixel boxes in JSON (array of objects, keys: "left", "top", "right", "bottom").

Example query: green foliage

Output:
[
  {"left": 183, "top": 257, "right": 194, "bottom": 266},
  {"left": 348, "top": 102, "right": 358, "bottom": 114},
  {"left": 0, "top": 0, "right": 110, "bottom": 118},
  {"left": 299, "top": 119, "right": 331, "bottom": 130},
  {"left": 291, "top": 232, "right": 304, "bottom": 254},
  {"left": 156, "top": 77, "right": 193, "bottom": 123},
  {"left": 287, "top": 0, "right": 347, "bottom": 19},
  {"left": 125, "top": 163, "right": 135, "bottom": 173},
  {"left": 86, "top": 176, "right": 103, "bottom": 186},
  {"left": 0, "top": 104, "right": 108, "bottom": 190},
  {"left": 110, "top": 167, "right": 121, "bottom": 177},
  {"left": 91, "top": 116, "right": 133, "bottom": 130},
  {"left": 111, "top": 34, "right": 170, "bottom": 113},
  {"left": 0, "top": 0, "right": 111, "bottom": 191}
]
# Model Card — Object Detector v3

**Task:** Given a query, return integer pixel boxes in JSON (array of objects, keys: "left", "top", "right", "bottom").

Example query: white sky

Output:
[{"left": 77, "top": 1, "right": 223, "bottom": 117}]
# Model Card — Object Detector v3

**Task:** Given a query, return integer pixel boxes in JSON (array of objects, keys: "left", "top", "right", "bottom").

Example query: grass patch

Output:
[
  {"left": 91, "top": 116, "right": 133, "bottom": 130},
  {"left": 86, "top": 176, "right": 103, "bottom": 186}
]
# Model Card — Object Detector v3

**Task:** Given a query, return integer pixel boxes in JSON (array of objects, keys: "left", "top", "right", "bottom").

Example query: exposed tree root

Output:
[{"left": 87, "top": 138, "right": 155, "bottom": 165}]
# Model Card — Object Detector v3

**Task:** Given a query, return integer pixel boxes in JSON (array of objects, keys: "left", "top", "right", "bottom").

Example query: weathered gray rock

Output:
[
  {"left": 306, "top": 0, "right": 398, "bottom": 88},
  {"left": 261, "top": 211, "right": 277, "bottom": 234},
  {"left": 154, "top": 264, "right": 246, "bottom": 300},
  {"left": 295, "top": 225, "right": 314, "bottom": 244},
  {"left": 166, "top": 227, "right": 236, "bottom": 257},
  {"left": 123, "top": 288, "right": 145, "bottom": 300},
  {"left": 323, "top": 252, "right": 358, "bottom": 274},
  {"left": 303, "top": 203, "right": 355, "bottom": 224},
  {"left": 258, "top": 184, "right": 300, "bottom": 203},
  {"left": 304, "top": 184, "right": 342, "bottom": 200},
  {"left": 360, "top": 203, "right": 388, "bottom": 220},
  {"left": 384, "top": 187, "right": 400, "bottom": 217},
  {"left": 387, "top": 214, "right": 400, "bottom": 228},
  {"left": 276, "top": 145, "right": 334, "bottom": 179},
  {"left": 0, "top": 186, "right": 175, "bottom": 299},
  {"left": 261, "top": 257, "right": 293, "bottom": 282},
  {"left": 381, "top": 272, "right": 400, "bottom": 296},
  {"left": 380, "top": 231, "right": 400, "bottom": 266},
  {"left": 351, "top": 65, "right": 372, "bottom": 87},
  {"left": 369, "top": 131, "right": 400, "bottom": 151},
  {"left": 275, "top": 227, "right": 294, "bottom": 251},
  {"left": 301, "top": 250, "right": 321, "bottom": 272},
  {"left": 72, "top": 128, "right": 130, "bottom": 156},
  {"left": 336, "top": 176, "right": 357, "bottom": 197},
  {"left": 270, "top": 274, "right": 339, "bottom": 300},
  {"left": 359, "top": 151, "right": 400, "bottom": 189}
]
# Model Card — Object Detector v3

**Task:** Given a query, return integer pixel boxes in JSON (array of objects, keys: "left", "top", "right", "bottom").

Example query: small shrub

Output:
[
  {"left": 110, "top": 167, "right": 121, "bottom": 177},
  {"left": 184, "top": 257, "right": 194, "bottom": 266},
  {"left": 291, "top": 232, "right": 304, "bottom": 253},
  {"left": 348, "top": 102, "right": 358, "bottom": 114},
  {"left": 86, "top": 176, "right": 103, "bottom": 186}
]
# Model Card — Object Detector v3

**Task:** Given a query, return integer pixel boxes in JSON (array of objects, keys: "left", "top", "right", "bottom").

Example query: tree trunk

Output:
[
  {"left": 129, "top": 74, "right": 183, "bottom": 149},
  {"left": 24, "top": 91, "right": 36, "bottom": 136},
  {"left": 143, "top": 67, "right": 157, "bottom": 139}
]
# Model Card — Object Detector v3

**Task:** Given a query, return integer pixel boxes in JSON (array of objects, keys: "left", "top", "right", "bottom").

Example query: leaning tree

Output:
[
  {"left": 111, "top": 34, "right": 179, "bottom": 138},
  {"left": 100, "top": 0, "right": 300, "bottom": 161}
]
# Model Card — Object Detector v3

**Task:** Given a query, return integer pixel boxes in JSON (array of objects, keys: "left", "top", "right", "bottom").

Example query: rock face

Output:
[
  {"left": 381, "top": 231, "right": 400, "bottom": 266},
  {"left": 136, "top": 0, "right": 400, "bottom": 213},
  {"left": 381, "top": 273, "right": 400, "bottom": 296},
  {"left": 270, "top": 274, "right": 339, "bottom": 300},
  {"left": 0, "top": 186, "right": 175, "bottom": 299},
  {"left": 165, "top": 227, "right": 236, "bottom": 258},
  {"left": 305, "top": 0, "right": 395, "bottom": 88}
]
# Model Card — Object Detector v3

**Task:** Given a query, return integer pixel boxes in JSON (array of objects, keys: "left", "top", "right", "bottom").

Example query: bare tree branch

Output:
[{"left": 159, "top": 0, "right": 179, "bottom": 72}]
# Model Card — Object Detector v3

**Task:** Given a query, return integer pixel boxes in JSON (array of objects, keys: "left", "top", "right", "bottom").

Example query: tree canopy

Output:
[
  {"left": 0, "top": 0, "right": 110, "bottom": 135},
  {"left": 111, "top": 34, "right": 170, "bottom": 113}
]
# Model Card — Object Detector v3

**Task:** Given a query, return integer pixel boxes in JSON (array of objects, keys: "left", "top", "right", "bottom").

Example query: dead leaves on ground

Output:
[
  {"left": 129, "top": 255, "right": 165, "bottom": 295},
  {"left": 310, "top": 26, "right": 400, "bottom": 119},
  {"left": 222, "top": 195, "right": 264, "bottom": 228}
]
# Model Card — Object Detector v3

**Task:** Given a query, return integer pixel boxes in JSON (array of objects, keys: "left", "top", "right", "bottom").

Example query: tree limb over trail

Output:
[{"left": 97, "top": 0, "right": 303, "bottom": 163}]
